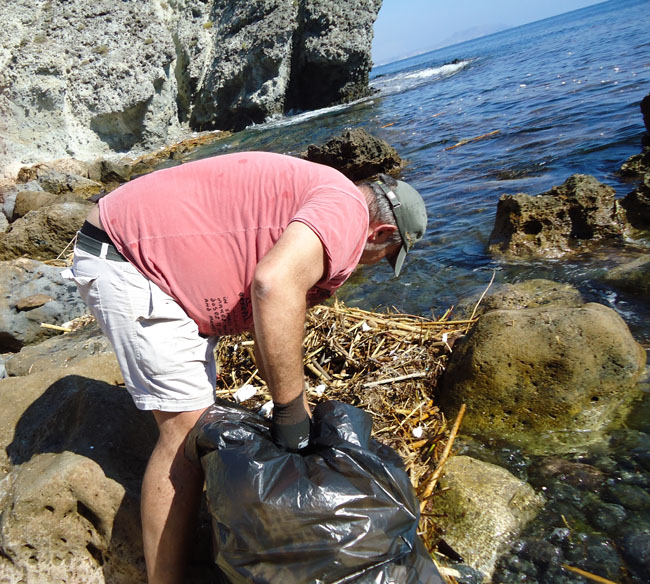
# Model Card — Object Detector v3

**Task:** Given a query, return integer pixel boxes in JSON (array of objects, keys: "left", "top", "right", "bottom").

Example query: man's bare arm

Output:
[{"left": 251, "top": 221, "right": 326, "bottom": 408}]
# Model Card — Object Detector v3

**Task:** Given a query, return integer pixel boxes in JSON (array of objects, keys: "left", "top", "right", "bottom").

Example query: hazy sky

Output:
[{"left": 372, "top": 0, "right": 607, "bottom": 65}]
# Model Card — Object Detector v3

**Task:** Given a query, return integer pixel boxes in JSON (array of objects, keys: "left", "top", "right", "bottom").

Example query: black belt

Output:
[{"left": 76, "top": 221, "right": 127, "bottom": 262}]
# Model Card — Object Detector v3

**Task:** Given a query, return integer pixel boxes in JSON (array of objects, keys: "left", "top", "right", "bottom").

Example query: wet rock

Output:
[
  {"left": 518, "top": 538, "right": 564, "bottom": 570},
  {"left": 529, "top": 457, "right": 604, "bottom": 491},
  {"left": 619, "top": 149, "right": 650, "bottom": 178},
  {"left": 0, "top": 201, "right": 91, "bottom": 261},
  {"left": 617, "top": 526, "right": 650, "bottom": 573},
  {"left": 301, "top": 128, "right": 404, "bottom": 181},
  {"left": 433, "top": 455, "right": 545, "bottom": 579},
  {"left": 488, "top": 174, "right": 626, "bottom": 259},
  {"left": 585, "top": 500, "right": 627, "bottom": 533},
  {"left": 563, "top": 533, "right": 623, "bottom": 582},
  {"left": 440, "top": 303, "right": 646, "bottom": 454},
  {"left": 0, "top": 259, "right": 88, "bottom": 352},
  {"left": 620, "top": 173, "right": 650, "bottom": 229},
  {"left": 603, "top": 254, "right": 650, "bottom": 297},
  {"left": 604, "top": 482, "right": 650, "bottom": 511}
]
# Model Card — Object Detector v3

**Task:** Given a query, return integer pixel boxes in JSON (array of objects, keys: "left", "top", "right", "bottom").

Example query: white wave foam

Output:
[
  {"left": 248, "top": 60, "right": 469, "bottom": 132},
  {"left": 370, "top": 60, "right": 471, "bottom": 95}
]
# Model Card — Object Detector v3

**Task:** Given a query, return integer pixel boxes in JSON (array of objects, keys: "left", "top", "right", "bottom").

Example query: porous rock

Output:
[
  {"left": 0, "top": 259, "right": 89, "bottom": 352},
  {"left": 433, "top": 456, "right": 545, "bottom": 579},
  {"left": 301, "top": 128, "right": 404, "bottom": 181},
  {"left": 488, "top": 174, "right": 626, "bottom": 259},
  {"left": 0, "top": 452, "right": 133, "bottom": 584},
  {"left": 459, "top": 278, "right": 585, "bottom": 319},
  {"left": 621, "top": 172, "right": 650, "bottom": 229},
  {"left": 0, "top": 353, "right": 155, "bottom": 582},
  {"left": 439, "top": 302, "right": 646, "bottom": 454}
]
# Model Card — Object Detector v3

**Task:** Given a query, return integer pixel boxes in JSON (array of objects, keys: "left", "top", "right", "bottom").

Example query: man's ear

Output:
[{"left": 368, "top": 223, "right": 398, "bottom": 244}]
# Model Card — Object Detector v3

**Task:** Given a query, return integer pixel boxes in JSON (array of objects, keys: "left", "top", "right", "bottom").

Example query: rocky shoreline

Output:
[
  {"left": 0, "top": 100, "right": 649, "bottom": 581},
  {"left": 1, "top": 3, "right": 649, "bottom": 576}
]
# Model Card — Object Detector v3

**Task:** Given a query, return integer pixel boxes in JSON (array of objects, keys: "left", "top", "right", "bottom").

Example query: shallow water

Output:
[{"left": 181, "top": 0, "right": 650, "bottom": 581}]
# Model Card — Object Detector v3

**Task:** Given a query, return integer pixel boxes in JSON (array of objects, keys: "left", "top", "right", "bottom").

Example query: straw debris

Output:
[{"left": 214, "top": 299, "right": 474, "bottom": 557}]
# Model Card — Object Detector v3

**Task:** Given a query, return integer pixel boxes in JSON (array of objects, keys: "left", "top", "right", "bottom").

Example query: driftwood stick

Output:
[
  {"left": 40, "top": 323, "right": 72, "bottom": 333},
  {"left": 561, "top": 565, "right": 619, "bottom": 584},
  {"left": 363, "top": 371, "right": 426, "bottom": 388},
  {"left": 444, "top": 129, "right": 500, "bottom": 151},
  {"left": 468, "top": 269, "right": 496, "bottom": 326},
  {"left": 420, "top": 404, "right": 466, "bottom": 511}
]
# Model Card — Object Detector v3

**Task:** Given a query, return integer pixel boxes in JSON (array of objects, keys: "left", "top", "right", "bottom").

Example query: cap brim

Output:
[{"left": 387, "top": 244, "right": 407, "bottom": 277}]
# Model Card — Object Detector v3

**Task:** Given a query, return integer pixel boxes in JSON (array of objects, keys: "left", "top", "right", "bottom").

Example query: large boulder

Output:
[
  {"left": 0, "top": 452, "right": 137, "bottom": 584},
  {"left": 488, "top": 174, "right": 626, "bottom": 259},
  {"left": 0, "top": 350, "right": 156, "bottom": 582},
  {"left": 1, "top": 0, "right": 379, "bottom": 173},
  {"left": 439, "top": 302, "right": 646, "bottom": 454},
  {"left": 0, "top": 201, "right": 91, "bottom": 261},
  {"left": 433, "top": 456, "right": 545, "bottom": 580},
  {"left": 0, "top": 259, "right": 89, "bottom": 352},
  {"left": 285, "top": 0, "right": 382, "bottom": 111}
]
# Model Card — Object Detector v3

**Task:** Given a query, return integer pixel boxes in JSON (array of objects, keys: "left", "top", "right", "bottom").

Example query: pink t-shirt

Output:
[{"left": 99, "top": 151, "right": 369, "bottom": 336}]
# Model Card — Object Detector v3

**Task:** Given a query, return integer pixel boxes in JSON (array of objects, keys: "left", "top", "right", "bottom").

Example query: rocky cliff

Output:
[{"left": 0, "top": 0, "right": 380, "bottom": 177}]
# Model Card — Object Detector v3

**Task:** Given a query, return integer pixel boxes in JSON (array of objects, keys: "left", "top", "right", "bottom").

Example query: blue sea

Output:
[{"left": 187, "top": 1, "right": 650, "bottom": 581}]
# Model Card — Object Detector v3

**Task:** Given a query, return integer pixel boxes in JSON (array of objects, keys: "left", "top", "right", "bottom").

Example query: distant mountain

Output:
[{"left": 438, "top": 23, "right": 512, "bottom": 48}]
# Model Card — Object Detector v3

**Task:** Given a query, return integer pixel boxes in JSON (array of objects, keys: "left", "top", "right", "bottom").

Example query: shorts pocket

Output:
[
  {"left": 133, "top": 282, "right": 208, "bottom": 378},
  {"left": 63, "top": 268, "right": 100, "bottom": 311}
]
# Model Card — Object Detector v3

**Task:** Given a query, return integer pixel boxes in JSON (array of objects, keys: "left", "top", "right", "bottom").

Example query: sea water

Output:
[{"left": 186, "top": 0, "right": 650, "bottom": 581}]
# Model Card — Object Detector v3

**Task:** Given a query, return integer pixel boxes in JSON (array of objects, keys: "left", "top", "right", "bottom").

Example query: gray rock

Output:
[
  {"left": 433, "top": 455, "right": 545, "bottom": 579},
  {"left": 1, "top": 0, "right": 180, "bottom": 174},
  {"left": 439, "top": 303, "right": 647, "bottom": 454},
  {"left": 286, "top": 0, "right": 381, "bottom": 111},
  {"left": 0, "top": 259, "right": 89, "bottom": 352},
  {"left": 488, "top": 174, "right": 626, "bottom": 259},
  {"left": 1, "top": 0, "right": 379, "bottom": 173},
  {"left": 4, "top": 321, "right": 113, "bottom": 377}
]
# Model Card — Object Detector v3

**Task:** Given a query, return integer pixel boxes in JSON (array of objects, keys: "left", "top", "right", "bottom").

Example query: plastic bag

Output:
[{"left": 186, "top": 399, "right": 444, "bottom": 584}]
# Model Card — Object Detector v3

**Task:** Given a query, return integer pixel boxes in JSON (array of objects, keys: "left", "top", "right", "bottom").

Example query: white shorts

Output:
[{"left": 66, "top": 247, "right": 218, "bottom": 412}]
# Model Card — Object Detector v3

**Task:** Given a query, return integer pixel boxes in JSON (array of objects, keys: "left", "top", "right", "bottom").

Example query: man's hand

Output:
[{"left": 251, "top": 222, "right": 326, "bottom": 450}]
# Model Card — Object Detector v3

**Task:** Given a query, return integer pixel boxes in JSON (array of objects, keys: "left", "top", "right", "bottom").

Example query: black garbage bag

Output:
[{"left": 186, "top": 399, "right": 445, "bottom": 584}]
